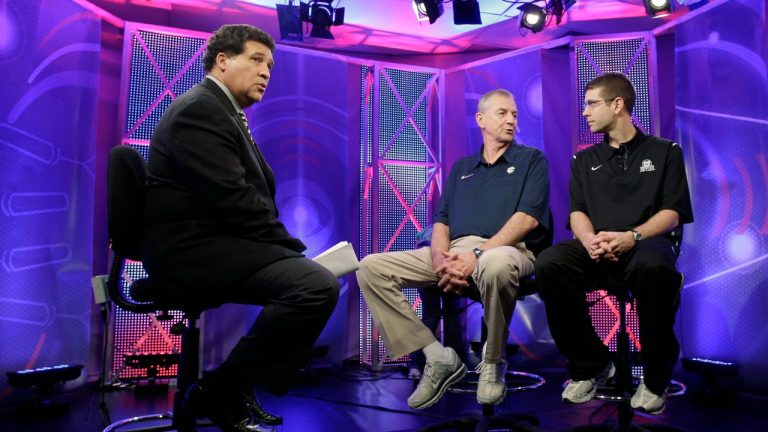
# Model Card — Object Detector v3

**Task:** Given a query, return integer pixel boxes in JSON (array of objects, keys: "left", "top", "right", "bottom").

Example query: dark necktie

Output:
[
  {"left": 237, "top": 111, "right": 274, "bottom": 191},
  {"left": 239, "top": 111, "right": 256, "bottom": 144}
]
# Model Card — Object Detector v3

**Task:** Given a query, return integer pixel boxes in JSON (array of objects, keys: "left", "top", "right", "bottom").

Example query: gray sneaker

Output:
[
  {"left": 562, "top": 361, "right": 616, "bottom": 404},
  {"left": 476, "top": 359, "right": 507, "bottom": 405},
  {"left": 407, "top": 348, "right": 467, "bottom": 409},
  {"left": 631, "top": 381, "right": 666, "bottom": 415}
]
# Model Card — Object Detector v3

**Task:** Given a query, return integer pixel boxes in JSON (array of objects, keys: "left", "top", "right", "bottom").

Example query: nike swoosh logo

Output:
[
  {"left": 591, "top": 165, "right": 603, "bottom": 171},
  {"left": 460, "top": 174, "right": 474, "bottom": 179}
]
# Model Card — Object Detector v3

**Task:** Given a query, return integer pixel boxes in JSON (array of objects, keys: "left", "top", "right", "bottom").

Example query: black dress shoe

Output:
[
  {"left": 181, "top": 381, "right": 261, "bottom": 432},
  {"left": 243, "top": 391, "right": 283, "bottom": 425}
]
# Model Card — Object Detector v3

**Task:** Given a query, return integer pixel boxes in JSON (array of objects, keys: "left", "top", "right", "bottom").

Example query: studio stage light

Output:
[
  {"left": 518, "top": 3, "right": 547, "bottom": 33},
  {"left": 645, "top": 0, "right": 672, "bottom": 17},
  {"left": 413, "top": 0, "right": 445, "bottom": 25},
  {"left": 300, "top": 0, "right": 345, "bottom": 39}
]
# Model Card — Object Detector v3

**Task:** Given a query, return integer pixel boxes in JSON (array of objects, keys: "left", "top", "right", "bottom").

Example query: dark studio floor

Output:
[{"left": 1, "top": 363, "right": 765, "bottom": 432}]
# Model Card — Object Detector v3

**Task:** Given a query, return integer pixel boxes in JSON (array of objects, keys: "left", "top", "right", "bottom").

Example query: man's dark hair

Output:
[
  {"left": 203, "top": 24, "right": 275, "bottom": 72},
  {"left": 585, "top": 72, "right": 636, "bottom": 115}
]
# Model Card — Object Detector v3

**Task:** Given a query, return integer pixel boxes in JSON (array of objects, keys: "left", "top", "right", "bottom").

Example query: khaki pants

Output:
[{"left": 356, "top": 236, "right": 535, "bottom": 363}]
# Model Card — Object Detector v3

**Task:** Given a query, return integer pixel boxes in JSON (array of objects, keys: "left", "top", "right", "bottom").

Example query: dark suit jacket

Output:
[{"left": 143, "top": 78, "right": 305, "bottom": 289}]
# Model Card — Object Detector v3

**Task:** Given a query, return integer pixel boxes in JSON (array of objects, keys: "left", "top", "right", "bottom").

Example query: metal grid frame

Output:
[
  {"left": 109, "top": 23, "right": 208, "bottom": 381},
  {"left": 574, "top": 34, "right": 657, "bottom": 375},
  {"left": 359, "top": 63, "right": 443, "bottom": 369}
]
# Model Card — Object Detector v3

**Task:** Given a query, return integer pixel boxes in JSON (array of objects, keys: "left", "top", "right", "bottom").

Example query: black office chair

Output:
[{"left": 102, "top": 145, "right": 214, "bottom": 432}]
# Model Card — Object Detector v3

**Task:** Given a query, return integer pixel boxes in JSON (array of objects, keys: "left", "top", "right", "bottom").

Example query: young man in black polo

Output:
[
  {"left": 535, "top": 72, "right": 693, "bottom": 415},
  {"left": 357, "top": 89, "right": 551, "bottom": 409}
]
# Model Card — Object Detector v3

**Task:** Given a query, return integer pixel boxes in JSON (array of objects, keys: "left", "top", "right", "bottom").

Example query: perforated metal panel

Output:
[
  {"left": 110, "top": 24, "right": 208, "bottom": 381},
  {"left": 122, "top": 25, "right": 207, "bottom": 146},
  {"left": 575, "top": 37, "right": 654, "bottom": 375},
  {"left": 110, "top": 261, "right": 182, "bottom": 380},
  {"left": 359, "top": 64, "right": 442, "bottom": 367},
  {"left": 575, "top": 36, "right": 652, "bottom": 150}
]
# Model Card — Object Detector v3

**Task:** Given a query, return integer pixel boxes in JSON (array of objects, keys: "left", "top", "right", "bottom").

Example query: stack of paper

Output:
[{"left": 313, "top": 241, "right": 360, "bottom": 278}]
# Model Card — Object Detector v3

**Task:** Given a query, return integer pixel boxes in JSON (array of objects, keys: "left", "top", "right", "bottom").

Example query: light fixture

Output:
[
  {"left": 681, "top": 357, "right": 739, "bottom": 389},
  {"left": 453, "top": 0, "right": 481, "bottom": 25},
  {"left": 518, "top": 3, "right": 547, "bottom": 33},
  {"left": 644, "top": 0, "right": 672, "bottom": 17},
  {"left": 7, "top": 364, "right": 84, "bottom": 403},
  {"left": 300, "top": 0, "right": 345, "bottom": 39},
  {"left": 413, "top": 0, "right": 445, "bottom": 25},
  {"left": 276, "top": 2, "right": 303, "bottom": 41}
]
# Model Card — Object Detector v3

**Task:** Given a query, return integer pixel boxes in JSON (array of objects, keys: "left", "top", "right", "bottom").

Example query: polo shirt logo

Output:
[
  {"left": 507, "top": 166, "right": 515, "bottom": 174},
  {"left": 640, "top": 159, "right": 656, "bottom": 173}
]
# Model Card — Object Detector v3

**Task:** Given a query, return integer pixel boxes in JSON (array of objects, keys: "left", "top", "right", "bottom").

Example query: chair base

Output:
[
  {"left": 448, "top": 370, "right": 546, "bottom": 394},
  {"left": 595, "top": 379, "right": 686, "bottom": 402},
  {"left": 102, "top": 412, "right": 212, "bottom": 432}
]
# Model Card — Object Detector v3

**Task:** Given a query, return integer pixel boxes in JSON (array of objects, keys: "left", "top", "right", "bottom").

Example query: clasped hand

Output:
[
  {"left": 433, "top": 250, "right": 476, "bottom": 295},
  {"left": 586, "top": 231, "right": 635, "bottom": 262}
]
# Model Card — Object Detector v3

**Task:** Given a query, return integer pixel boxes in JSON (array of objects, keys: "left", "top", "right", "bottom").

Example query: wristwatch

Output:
[
  {"left": 472, "top": 248, "right": 484, "bottom": 259},
  {"left": 631, "top": 230, "right": 643, "bottom": 242}
]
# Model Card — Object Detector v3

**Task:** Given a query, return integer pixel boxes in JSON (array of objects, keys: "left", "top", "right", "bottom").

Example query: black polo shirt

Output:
[
  {"left": 436, "top": 142, "right": 551, "bottom": 254},
  {"left": 569, "top": 128, "right": 693, "bottom": 234}
]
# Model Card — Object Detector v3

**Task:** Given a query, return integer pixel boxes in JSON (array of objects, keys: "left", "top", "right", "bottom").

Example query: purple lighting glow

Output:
[
  {"left": 727, "top": 232, "right": 757, "bottom": 262},
  {"left": 0, "top": 6, "right": 21, "bottom": 59},
  {"left": 719, "top": 224, "right": 764, "bottom": 271}
]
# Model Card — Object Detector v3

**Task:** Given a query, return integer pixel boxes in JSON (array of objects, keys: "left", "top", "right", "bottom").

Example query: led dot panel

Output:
[
  {"left": 114, "top": 26, "right": 206, "bottom": 380},
  {"left": 575, "top": 38, "right": 651, "bottom": 375},
  {"left": 586, "top": 291, "right": 644, "bottom": 376},
  {"left": 576, "top": 37, "right": 652, "bottom": 147},
  {"left": 375, "top": 67, "right": 433, "bottom": 254},
  {"left": 110, "top": 261, "right": 183, "bottom": 380},
  {"left": 359, "top": 65, "right": 440, "bottom": 365},
  {"left": 125, "top": 29, "right": 206, "bottom": 142}
]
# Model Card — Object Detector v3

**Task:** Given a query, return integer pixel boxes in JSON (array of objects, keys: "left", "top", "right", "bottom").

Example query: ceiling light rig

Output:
[
  {"left": 300, "top": 0, "right": 345, "bottom": 39},
  {"left": 413, "top": 0, "right": 445, "bottom": 24},
  {"left": 513, "top": 0, "right": 575, "bottom": 35},
  {"left": 275, "top": 1, "right": 345, "bottom": 41}
]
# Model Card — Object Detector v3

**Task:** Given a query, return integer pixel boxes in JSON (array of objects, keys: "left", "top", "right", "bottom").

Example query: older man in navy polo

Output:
[{"left": 356, "top": 89, "right": 551, "bottom": 409}]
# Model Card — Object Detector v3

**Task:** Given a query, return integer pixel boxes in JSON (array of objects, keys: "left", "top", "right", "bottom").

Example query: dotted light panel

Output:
[
  {"left": 110, "top": 261, "right": 182, "bottom": 380},
  {"left": 575, "top": 37, "right": 652, "bottom": 372},
  {"left": 112, "top": 25, "right": 207, "bottom": 380},
  {"left": 124, "top": 27, "right": 206, "bottom": 143},
  {"left": 359, "top": 65, "right": 441, "bottom": 366},
  {"left": 575, "top": 37, "right": 652, "bottom": 148}
]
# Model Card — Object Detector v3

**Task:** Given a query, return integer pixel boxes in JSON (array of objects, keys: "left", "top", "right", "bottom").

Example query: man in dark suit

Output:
[{"left": 143, "top": 24, "right": 340, "bottom": 431}]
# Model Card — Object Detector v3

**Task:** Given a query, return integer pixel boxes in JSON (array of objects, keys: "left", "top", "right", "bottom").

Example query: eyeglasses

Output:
[{"left": 583, "top": 98, "right": 617, "bottom": 110}]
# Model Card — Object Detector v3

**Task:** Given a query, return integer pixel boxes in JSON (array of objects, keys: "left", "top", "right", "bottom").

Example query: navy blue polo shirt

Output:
[
  {"left": 436, "top": 142, "right": 551, "bottom": 254},
  {"left": 569, "top": 128, "right": 694, "bottom": 233}
]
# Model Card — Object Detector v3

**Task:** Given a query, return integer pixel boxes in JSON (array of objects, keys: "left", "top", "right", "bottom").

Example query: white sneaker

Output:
[
  {"left": 631, "top": 381, "right": 666, "bottom": 415},
  {"left": 407, "top": 347, "right": 467, "bottom": 409},
  {"left": 562, "top": 361, "right": 616, "bottom": 404},
  {"left": 476, "top": 359, "right": 507, "bottom": 405}
]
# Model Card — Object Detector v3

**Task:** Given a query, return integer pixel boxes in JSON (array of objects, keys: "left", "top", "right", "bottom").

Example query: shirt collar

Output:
[
  {"left": 206, "top": 75, "right": 243, "bottom": 114},
  {"left": 472, "top": 141, "right": 518, "bottom": 167},
  {"left": 596, "top": 126, "right": 646, "bottom": 160}
]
